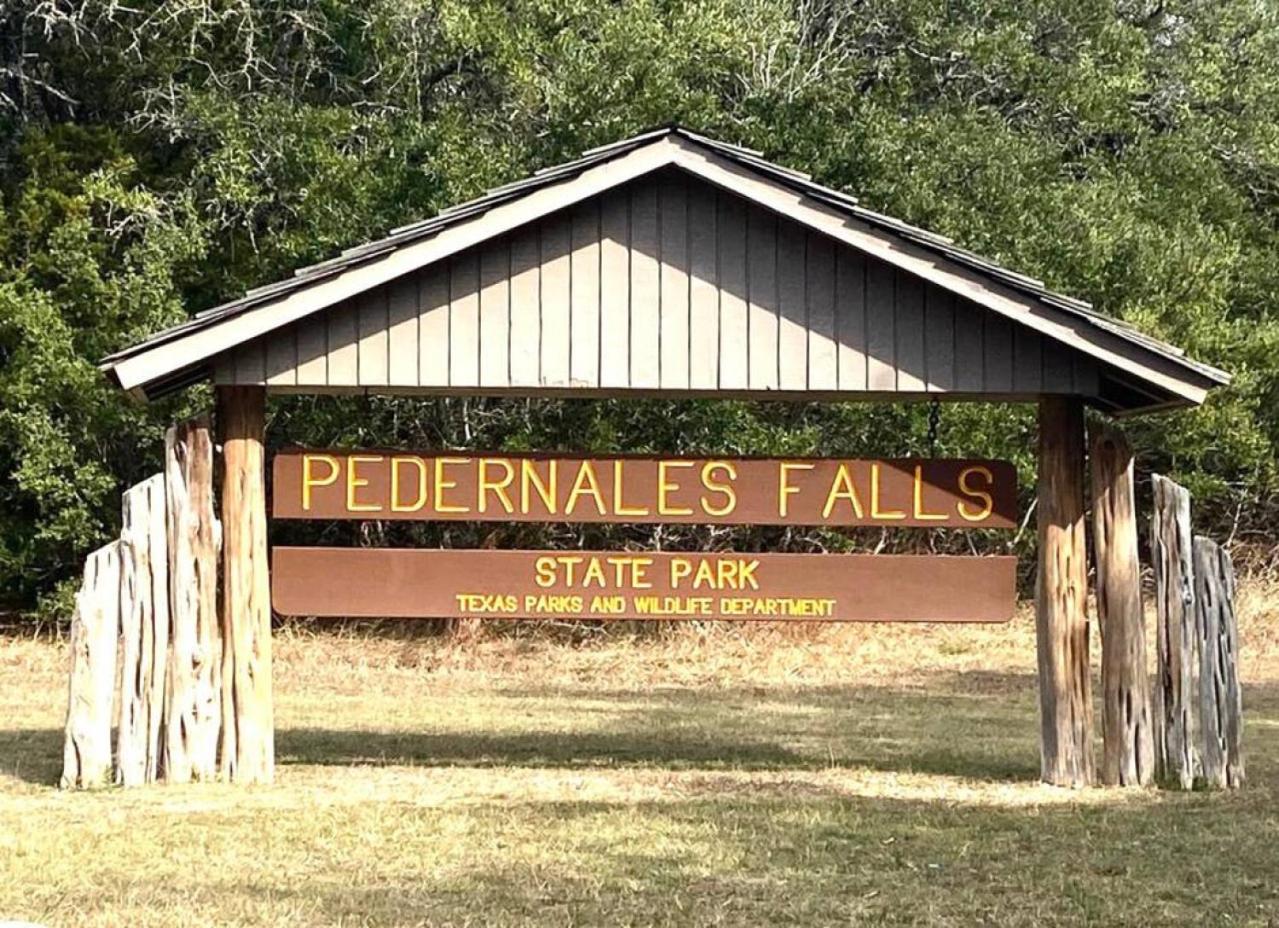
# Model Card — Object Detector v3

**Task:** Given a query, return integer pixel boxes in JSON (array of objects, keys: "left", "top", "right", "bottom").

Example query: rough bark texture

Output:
[
  {"left": 164, "top": 416, "right": 222, "bottom": 783},
  {"left": 60, "top": 541, "right": 122, "bottom": 790},
  {"left": 1193, "top": 537, "right": 1245, "bottom": 789},
  {"left": 1089, "top": 426, "right": 1154, "bottom": 786},
  {"left": 1151, "top": 474, "right": 1197, "bottom": 789},
  {"left": 116, "top": 473, "right": 170, "bottom": 786},
  {"left": 1035, "top": 397, "right": 1094, "bottom": 787},
  {"left": 217, "top": 386, "right": 274, "bottom": 784}
]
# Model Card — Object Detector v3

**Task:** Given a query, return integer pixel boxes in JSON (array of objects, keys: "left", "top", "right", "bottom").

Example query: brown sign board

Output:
[
  {"left": 272, "top": 452, "right": 1018, "bottom": 529},
  {"left": 271, "top": 548, "right": 1017, "bottom": 623}
]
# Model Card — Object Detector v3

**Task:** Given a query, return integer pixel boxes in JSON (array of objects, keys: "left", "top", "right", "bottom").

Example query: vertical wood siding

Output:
[{"left": 216, "top": 172, "right": 1097, "bottom": 397}]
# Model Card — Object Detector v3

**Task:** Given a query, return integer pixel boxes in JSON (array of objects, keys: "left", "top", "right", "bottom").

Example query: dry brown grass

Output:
[{"left": 1, "top": 577, "right": 1278, "bottom": 926}]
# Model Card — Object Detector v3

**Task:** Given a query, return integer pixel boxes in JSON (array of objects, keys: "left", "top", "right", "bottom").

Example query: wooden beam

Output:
[
  {"left": 1035, "top": 397, "right": 1094, "bottom": 787},
  {"left": 217, "top": 386, "right": 274, "bottom": 784},
  {"left": 1090, "top": 426, "right": 1154, "bottom": 786}
]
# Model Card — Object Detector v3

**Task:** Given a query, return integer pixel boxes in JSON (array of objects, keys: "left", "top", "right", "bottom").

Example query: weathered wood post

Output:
[
  {"left": 1151, "top": 474, "right": 1196, "bottom": 788},
  {"left": 117, "top": 473, "right": 170, "bottom": 786},
  {"left": 217, "top": 386, "right": 274, "bottom": 784},
  {"left": 1193, "top": 536, "right": 1244, "bottom": 788},
  {"left": 1035, "top": 397, "right": 1094, "bottom": 787},
  {"left": 1089, "top": 426, "right": 1154, "bottom": 786},
  {"left": 164, "top": 416, "right": 222, "bottom": 783},
  {"left": 60, "top": 541, "right": 122, "bottom": 789}
]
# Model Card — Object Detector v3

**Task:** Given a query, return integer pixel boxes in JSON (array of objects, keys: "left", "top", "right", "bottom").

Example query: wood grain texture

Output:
[
  {"left": 1151, "top": 473, "right": 1197, "bottom": 789},
  {"left": 164, "top": 416, "right": 221, "bottom": 784},
  {"left": 1090, "top": 426, "right": 1154, "bottom": 786},
  {"left": 217, "top": 386, "right": 273, "bottom": 785},
  {"left": 117, "top": 473, "right": 170, "bottom": 786},
  {"left": 60, "top": 541, "right": 121, "bottom": 790},
  {"left": 1194, "top": 536, "right": 1244, "bottom": 789},
  {"left": 1035, "top": 397, "right": 1094, "bottom": 787}
]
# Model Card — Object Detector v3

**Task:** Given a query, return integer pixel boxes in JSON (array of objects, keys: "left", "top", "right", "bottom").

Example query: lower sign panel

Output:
[{"left": 272, "top": 548, "right": 1017, "bottom": 623}]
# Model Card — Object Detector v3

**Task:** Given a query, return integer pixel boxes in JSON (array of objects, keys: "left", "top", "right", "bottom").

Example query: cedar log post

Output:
[
  {"left": 217, "top": 386, "right": 274, "bottom": 784},
  {"left": 60, "top": 541, "right": 122, "bottom": 789},
  {"left": 1035, "top": 397, "right": 1095, "bottom": 787},
  {"left": 1151, "top": 474, "right": 1197, "bottom": 788},
  {"left": 165, "top": 416, "right": 222, "bottom": 782},
  {"left": 1090, "top": 426, "right": 1154, "bottom": 786}
]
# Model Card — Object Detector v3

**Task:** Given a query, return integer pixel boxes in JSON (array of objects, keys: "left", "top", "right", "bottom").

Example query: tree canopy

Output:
[{"left": 2, "top": 0, "right": 1276, "bottom": 616}]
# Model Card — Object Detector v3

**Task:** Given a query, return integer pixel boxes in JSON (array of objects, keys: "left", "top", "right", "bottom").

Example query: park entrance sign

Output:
[
  {"left": 94, "top": 126, "right": 1230, "bottom": 789},
  {"left": 271, "top": 450, "right": 1019, "bottom": 621},
  {"left": 273, "top": 452, "right": 1018, "bottom": 527}
]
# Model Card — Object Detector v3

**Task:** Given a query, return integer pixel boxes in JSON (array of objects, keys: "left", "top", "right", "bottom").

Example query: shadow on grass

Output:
[
  {"left": 275, "top": 679, "right": 1048, "bottom": 781},
  {"left": 8, "top": 678, "right": 1277, "bottom": 788}
]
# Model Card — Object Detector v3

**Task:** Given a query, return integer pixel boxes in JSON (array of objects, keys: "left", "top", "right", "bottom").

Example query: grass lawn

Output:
[{"left": 3, "top": 585, "right": 1279, "bottom": 927}]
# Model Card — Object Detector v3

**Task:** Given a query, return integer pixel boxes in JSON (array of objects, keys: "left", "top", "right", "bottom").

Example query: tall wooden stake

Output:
[
  {"left": 1193, "top": 536, "right": 1244, "bottom": 788},
  {"left": 1035, "top": 397, "right": 1094, "bottom": 787},
  {"left": 1151, "top": 474, "right": 1196, "bottom": 788},
  {"left": 61, "top": 541, "right": 122, "bottom": 789},
  {"left": 1090, "top": 426, "right": 1154, "bottom": 786},
  {"left": 117, "top": 473, "right": 170, "bottom": 786},
  {"left": 165, "top": 416, "right": 222, "bottom": 783},
  {"left": 217, "top": 386, "right": 274, "bottom": 784}
]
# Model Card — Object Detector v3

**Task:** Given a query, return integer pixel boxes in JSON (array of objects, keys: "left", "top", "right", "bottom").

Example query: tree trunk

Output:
[
  {"left": 164, "top": 416, "right": 222, "bottom": 783},
  {"left": 1150, "top": 474, "right": 1196, "bottom": 788},
  {"left": 217, "top": 386, "right": 274, "bottom": 784},
  {"left": 1035, "top": 397, "right": 1094, "bottom": 787},
  {"left": 117, "top": 473, "right": 170, "bottom": 786},
  {"left": 1089, "top": 426, "right": 1154, "bottom": 786},
  {"left": 1193, "top": 537, "right": 1244, "bottom": 789},
  {"left": 60, "top": 541, "right": 122, "bottom": 789}
]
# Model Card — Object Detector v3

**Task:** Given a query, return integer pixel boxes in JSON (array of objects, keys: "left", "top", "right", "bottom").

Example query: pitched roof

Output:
[{"left": 100, "top": 126, "right": 1228, "bottom": 411}]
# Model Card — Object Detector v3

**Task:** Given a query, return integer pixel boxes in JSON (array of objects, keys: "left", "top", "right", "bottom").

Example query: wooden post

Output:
[
  {"left": 164, "top": 416, "right": 222, "bottom": 783},
  {"left": 117, "top": 473, "right": 170, "bottom": 786},
  {"left": 1193, "top": 537, "right": 1244, "bottom": 788},
  {"left": 1035, "top": 397, "right": 1094, "bottom": 787},
  {"left": 1089, "top": 426, "right": 1154, "bottom": 786},
  {"left": 1151, "top": 474, "right": 1196, "bottom": 788},
  {"left": 217, "top": 386, "right": 274, "bottom": 784},
  {"left": 60, "top": 541, "right": 122, "bottom": 789}
]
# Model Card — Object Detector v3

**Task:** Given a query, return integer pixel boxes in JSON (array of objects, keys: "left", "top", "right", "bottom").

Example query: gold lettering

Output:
[
  {"left": 912, "top": 465, "right": 948, "bottom": 521},
  {"left": 520, "top": 459, "right": 558, "bottom": 515},
  {"left": 534, "top": 556, "right": 556, "bottom": 588},
  {"left": 565, "top": 461, "right": 607, "bottom": 515},
  {"left": 700, "top": 461, "right": 738, "bottom": 517},
  {"left": 433, "top": 457, "right": 470, "bottom": 514},
  {"left": 658, "top": 461, "right": 695, "bottom": 516},
  {"left": 870, "top": 463, "right": 906, "bottom": 520},
  {"left": 390, "top": 456, "right": 428, "bottom": 512},
  {"left": 778, "top": 462, "right": 815, "bottom": 518},
  {"left": 612, "top": 460, "right": 650, "bottom": 516},
  {"left": 821, "top": 464, "right": 865, "bottom": 519},
  {"left": 301, "top": 453, "right": 339, "bottom": 511},
  {"left": 957, "top": 465, "right": 995, "bottom": 522},
  {"left": 478, "top": 458, "right": 515, "bottom": 514},
  {"left": 346, "top": 455, "right": 383, "bottom": 512}
]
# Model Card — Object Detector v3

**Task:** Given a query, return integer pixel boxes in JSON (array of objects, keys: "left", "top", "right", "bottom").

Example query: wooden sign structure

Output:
[
  {"left": 98, "top": 128, "right": 1232, "bottom": 785},
  {"left": 271, "top": 452, "right": 1019, "bottom": 623}
]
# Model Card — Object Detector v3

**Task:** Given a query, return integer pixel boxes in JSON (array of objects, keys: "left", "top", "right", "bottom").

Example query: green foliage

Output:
[{"left": 2, "top": 0, "right": 1277, "bottom": 615}]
